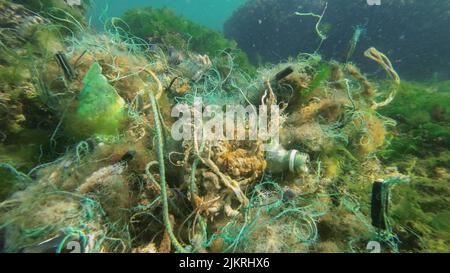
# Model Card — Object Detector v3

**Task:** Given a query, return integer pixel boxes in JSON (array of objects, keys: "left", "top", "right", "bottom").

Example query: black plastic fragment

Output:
[
  {"left": 371, "top": 180, "right": 389, "bottom": 230},
  {"left": 120, "top": 150, "right": 136, "bottom": 163},
  {"left": 55, "top": 51, "right": 76, "bottom": 81},
  {"left": 273, "top": 66, "right": 294, "bottom": 82}
]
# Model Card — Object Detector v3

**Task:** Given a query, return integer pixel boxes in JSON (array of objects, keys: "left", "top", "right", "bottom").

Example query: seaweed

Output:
[
  {"left": 303, "top": 62, "right": 331, "bottom": 96},
  {"left": 379, "top": 81, "right": 450, "bottom": 160},
  {"left": 120, "top": 7, "right": 255, "bottom": 75}
]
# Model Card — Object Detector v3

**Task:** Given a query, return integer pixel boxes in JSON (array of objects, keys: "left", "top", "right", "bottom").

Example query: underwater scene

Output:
[{"left": 0, "top": 0, "right": 449, "bottom": 254}]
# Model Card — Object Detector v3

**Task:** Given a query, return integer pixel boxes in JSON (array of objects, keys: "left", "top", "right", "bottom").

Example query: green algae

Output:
[
  {"left": 66, "top": 62, "right": 126, "bottom": 139},
  {"left": 120, "top": 7, "right": 255, "bottom": 75}
]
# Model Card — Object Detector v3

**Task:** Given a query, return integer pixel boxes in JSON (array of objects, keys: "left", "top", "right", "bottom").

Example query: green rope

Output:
[
  {"left": 145, "top": 161, "right": 184, "bottom": 218},
  {"left": 0, "top": 163, "right": 32, "bottom": 182},
  {"left": 75, "top": 141, "right": 89, "bottom": 164},
  {"left": 148, "top": 90, "right": 188, "bottom": 253}
]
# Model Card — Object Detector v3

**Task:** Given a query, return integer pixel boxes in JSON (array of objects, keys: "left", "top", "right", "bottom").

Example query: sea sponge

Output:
[{"left": 65, "top": 62, "right": 126, "bottom": 139}]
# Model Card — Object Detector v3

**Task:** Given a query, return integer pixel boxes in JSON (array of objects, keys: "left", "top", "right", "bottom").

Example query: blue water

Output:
[{"left": 88, "top": 0, "right": 246, "bottom": 31}]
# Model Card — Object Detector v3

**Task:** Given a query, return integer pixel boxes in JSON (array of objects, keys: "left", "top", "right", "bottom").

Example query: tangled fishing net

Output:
[{"left": 0, "top": 0, "right": 412, "bottom": 253}]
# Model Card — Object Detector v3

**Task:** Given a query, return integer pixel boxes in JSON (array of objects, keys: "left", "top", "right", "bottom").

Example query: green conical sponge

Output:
[{"left": 67, "top": 62, "right": 125, "bottom": 139}]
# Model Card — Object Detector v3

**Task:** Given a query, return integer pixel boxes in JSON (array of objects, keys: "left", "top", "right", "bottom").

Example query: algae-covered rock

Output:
[
  {"left": 66, "top": 62, "right": 126, "bottom": 139},
  {"left": 120, "top": 7, "right": 255, "bottom": 75}
]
